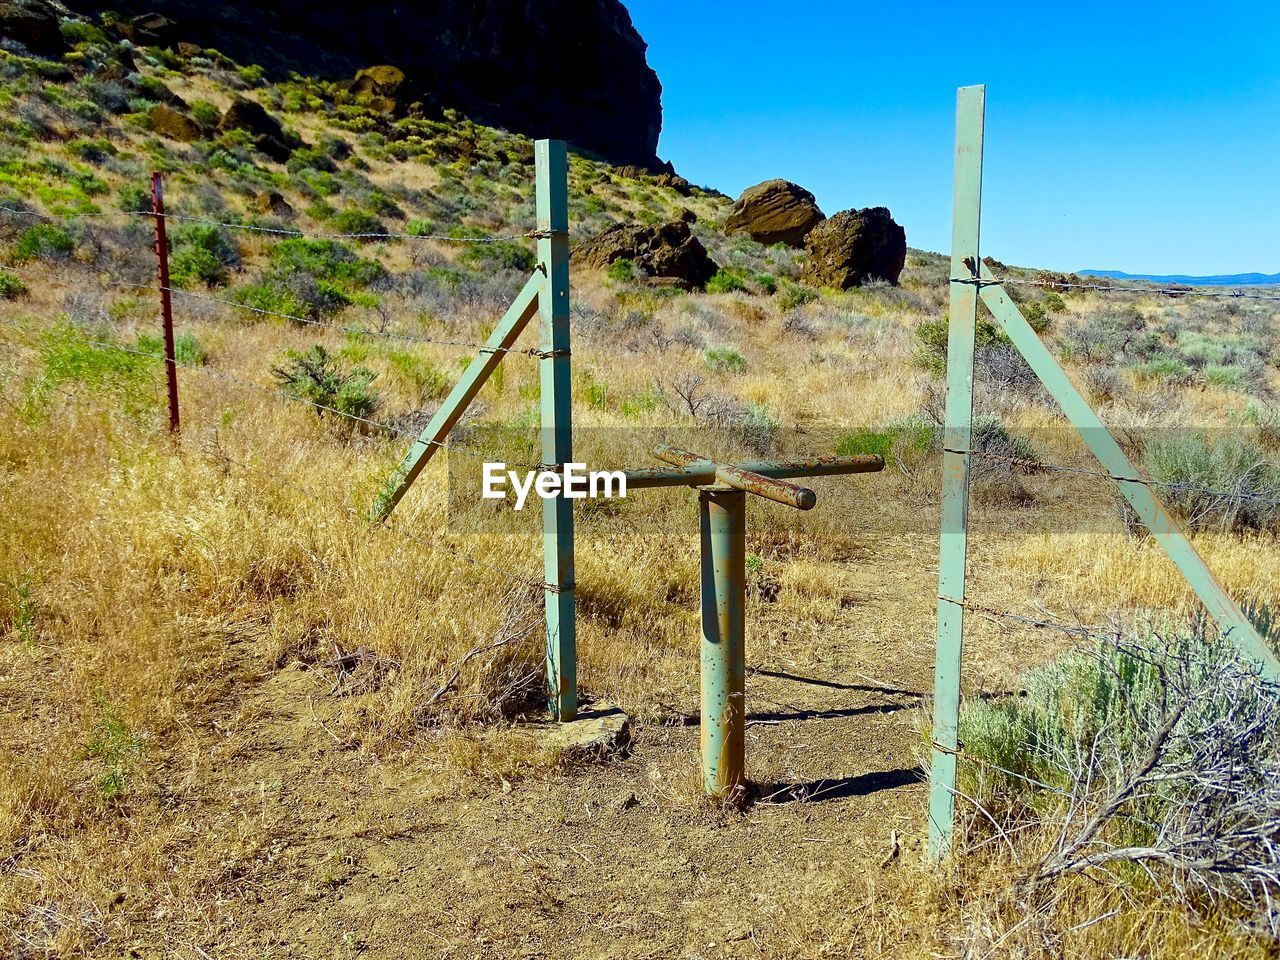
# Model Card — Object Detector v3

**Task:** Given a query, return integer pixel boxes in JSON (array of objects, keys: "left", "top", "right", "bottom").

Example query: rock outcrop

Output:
[
  {"left": 149, "top": 104, "right": 201, "bottom": 142},
  {"left": 65, "top": 0, "right": 665, "bottom": 169},
  {"left": 724, "top": 180, "right": 825, "bottom": 248},
  {"left": 218, "top": 98, "right": 295, "bottom": 162},
  {"left": 572, "top": 220, "right": 718, "bottom": 291},
  {"left": 0, "top": 0, "right": 61, "bottom": 53},
  {"left": 800, "top": 207, "right": 907, "bottom": 288}
]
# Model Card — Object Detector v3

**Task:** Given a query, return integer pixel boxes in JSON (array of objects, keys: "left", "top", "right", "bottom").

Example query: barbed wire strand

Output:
[
  {"left": 0, "top": 204, "right": 549, "bottom": 244},
  {"left": 996, "top": 275, "right": 1280, "bottom": 303},
  {"left": 0, "top": 262, "right": 542, "bottom": 356},
  {"left": 160, "top": 286, "right": 540, "bottom": 356},
  {"left": 0, "top": 334, "right": 547, "bottom": 588},
  {"left": 213, "top": 450, "right": 545, "bottom": 590},
  {"left": 0, "top": 323, "right": 532, "bottom": 467},
  {"left": 957, "top": 447, "right": 1280, "bottom": 510}
]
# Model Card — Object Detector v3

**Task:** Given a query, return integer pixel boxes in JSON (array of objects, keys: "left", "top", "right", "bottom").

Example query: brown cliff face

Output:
[{"left": 65, "top": 0, "right": 665, "bottom": 168}]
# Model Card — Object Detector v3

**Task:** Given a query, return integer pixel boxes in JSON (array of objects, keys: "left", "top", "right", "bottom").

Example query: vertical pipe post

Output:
[
  {"left": 699, "top": 488, "right": 746, "bottom": 798},
  {"left": 151, "top": 172, "right": 179, "bottom": 434},
  {"left": 929, "top": 84, "right": 985, "bottom": 858},
  {"left": 535, "top": 139, "right": 576, "bottom": 721}
]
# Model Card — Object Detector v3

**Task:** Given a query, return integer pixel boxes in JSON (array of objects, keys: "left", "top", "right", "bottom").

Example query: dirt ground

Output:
[{"left": 92, "top": 533, "right": 984, "bottom": 959}]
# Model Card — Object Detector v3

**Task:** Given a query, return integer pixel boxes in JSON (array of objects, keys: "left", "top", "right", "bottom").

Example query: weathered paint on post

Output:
[
  {"left": 700, "top": 487, "right": 746, "bottom": 798},
  {"left": 618, "top": 446, "right": 886, "bottom": 797},
  {"left": 151, "top": 172, "right": 179, "bottom": 434},
  {"left": 977, "top": 265, "right": 1279, "bottom": 678},
  {"left": 654, "top": 445, "right": 818, "bottom": 510},
  {"left": 536, "top": 139, "right": 577, "bottom": 721},
  {"left": 929, "top": 83, "right": 985, "bottom": 859},
  {"left": 370, "top": 273, "right": 541, "bottom": 520}
]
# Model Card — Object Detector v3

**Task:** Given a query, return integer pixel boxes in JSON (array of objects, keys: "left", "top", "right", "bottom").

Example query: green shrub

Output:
[
  {"left": 59, "top": 19, "right": 108, "bottom": 46},
  {"left": 330, "top": 208, "right": 386, "bottom": 238},
  {"left": 459, "top": 240, "right": 535, "bottom": 273},
  {"left": 1143, "top": 433, "right": 1280, "bottom": 533},
  {"left": 405, "top": 219, "right": 436, "bottom": 237},
  {"left": 117, "top": 183, "right": 152, "bottom": 213},
  {"left": 835, "top": 428, "right": 895, "bottom": 460},
  {"left": 189, "top": 100, "right": 221, "bottom": 128},
  {"left": 606, "top": 258, "right": 637, "bottom": 283},
  {"left": 753, "top": 273, "right": 778, "bottom": 294},
  {"left": 28, "top": 322, "right": 158, "bottom": 414},
  {"left": 387, "top": 350, "right": 448, "bottom": 403},
  {"left": 13, "top": 223, "right": 74, "bottom": 261},
  {"left": 269, "top": 238, "right": 384, "bottom": 286},
  {"left": 913, "top": 314, "right": 1008, "bottom": 375},
  {"left": 973, "top": 413, "right": 1040, "bottom": 467},
  {"left": 1203, "top": 364, "right": 1249, "bottom": 389},
  {"left": 1042, "top": 291, "right": 1066, "bottom": 313},
  {"left": 136, "top": 331, "right": 207, "bottom": 366},
  {"left": 836, "top": 418, "right": 936, "bottom": 462},
  {"left": 83, "top": 701, "right": 142, "bottom": 804},
  {"left": 778, "top": 283, "right": 818, "bottom": 311},
  {"left": 1131, "top": 357, "right": 1193, "bottom": 384},
  {"left": 0, "top": 271, "right": 28, "bottom": 299},
  {"left": 704, "top": 346, "right": 747, "bottom": 374},
  {"left": 739, "top": 402, "right": 779, "bottom": 452},
  {"left": 620, "top": 385, "right": 663, "bottom": 418},
  {"left": 168, "top": 224, "right": 239, "bottom": 288},
  {"left": 1020, "top": 299, "right": 1051, "bottom": 333},
  {"left": 706, "top": 268, "right": 748, "bottom": 295},
  {"left": 271, "top": 344, "right": 380, "bottom": 422},
  {"left": 230, "top": 282, "right": 309, "bottom": 320},
  {"left": 236, "top": 64, "right": 266, "bottom": 86}
]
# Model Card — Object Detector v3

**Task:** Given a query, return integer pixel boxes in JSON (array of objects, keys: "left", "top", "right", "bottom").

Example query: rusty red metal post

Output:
[{"left": 151, "top": 172, "right": 179, "bottom": 434}]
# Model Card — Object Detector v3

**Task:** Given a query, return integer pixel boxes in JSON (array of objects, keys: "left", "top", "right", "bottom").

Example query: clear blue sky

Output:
[{"left": 625, "top": 1, "right": 1279, "bottom": 275}]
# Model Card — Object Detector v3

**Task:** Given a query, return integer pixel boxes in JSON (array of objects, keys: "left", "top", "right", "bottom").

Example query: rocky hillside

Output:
[{"left": 14, "top": 0, "right": 665, "bottom": 168}]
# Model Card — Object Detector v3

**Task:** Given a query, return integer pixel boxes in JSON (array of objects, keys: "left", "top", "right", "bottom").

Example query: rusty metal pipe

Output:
[
  {"left": 653, "top": 445, "right": 817, "bottom": 510},
  {"left": 738, "top": 454, "right": 885, "bottom": 478},
  {"left": 620, "top": 465, "right": 717, "bottom": 489}
]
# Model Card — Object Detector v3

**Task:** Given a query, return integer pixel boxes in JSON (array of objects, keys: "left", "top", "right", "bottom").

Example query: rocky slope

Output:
[{"left": 53, "top": 0, "right": 665, "bottom": 168}]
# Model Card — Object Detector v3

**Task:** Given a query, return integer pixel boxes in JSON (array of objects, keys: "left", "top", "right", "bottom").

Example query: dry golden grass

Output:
[{"left": 1, "top": 62, "right": 1278, "bottom": 954}]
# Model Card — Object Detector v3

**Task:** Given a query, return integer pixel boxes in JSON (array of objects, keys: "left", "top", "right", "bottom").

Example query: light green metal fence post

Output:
[
  {"left": 929, "top": 83, "right": 985, "bottom": 859},
  {"left": 699, "top": 487, "right": 747, "bottom": 798},
  {"left": 976, "top": 265, "right": 1280, "bottom": 678},
  {"left": 535, "top": 139, "right": 577, "bottom": 721}
]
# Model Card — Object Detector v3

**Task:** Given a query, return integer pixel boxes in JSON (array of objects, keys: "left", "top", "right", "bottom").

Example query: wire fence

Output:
[
  {"left": 957, "top": 447, "right": 1280, "bottom": 510},
  {"left": 0, "top": 204, "right": 554, "bottom": 244},
  {"left": 5, "top": 184, "right": 1280, "bottom": 641},
  {"left": 996, "top": 275, "right": 1280, "bottom": 303}
]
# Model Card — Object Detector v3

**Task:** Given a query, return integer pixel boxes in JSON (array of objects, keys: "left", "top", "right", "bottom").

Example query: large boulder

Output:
[
  {"left": 572, "top": 219, "right": 718, "bottom": 291},
  {"left": 800, "top": 207, "right": 907, "bottom": 288},
  {"left": 218, "top": 98, "right": 295, "bottom": 162},
  {"left": 0, "top": 0, "right": 62, "bottom": 53},
  {"left": 114, "top": 12, "right": 179, "bottom": 46},
  {"left": 149, "top": 104, "right": 201, "bottom": 142},
  {"left": 724, "top": 179, "right": 825, "bottom": 248},
  {"left": 349, "top": 64, "right": 406, "bottom": 98}
]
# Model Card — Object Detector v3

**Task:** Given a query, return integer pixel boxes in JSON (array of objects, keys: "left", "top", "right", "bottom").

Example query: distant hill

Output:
[{"left": 1078, "top": 269, "right": 1280, "bottom": 287}]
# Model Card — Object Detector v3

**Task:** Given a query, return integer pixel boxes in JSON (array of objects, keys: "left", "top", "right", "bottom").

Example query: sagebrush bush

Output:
[
  {"left": 1143, "top": 433, "right": 1280, "bottom": 533},
  {"left": 0, "top": 270, "right": 28, "bottom": 299},
  {"left": 168, "top": 224, "right": 239, "bottom": 288},
  {"left": 13, "top": 223, "right": 75, "bottom": 261},
  {"left": 704, "top": 346, "right": 746, "bottom": 374},
  {"left": 271, "top": 343, "right": 381, "bottom": 424}
]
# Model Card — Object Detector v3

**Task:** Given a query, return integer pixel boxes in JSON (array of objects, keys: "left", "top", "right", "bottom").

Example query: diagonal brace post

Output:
[
  {"left": 977, "top": 263, "right": 1278, "bottom": 678},
  {"left": 370, "top": 272, "right": 542, "bottom": 520}
]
